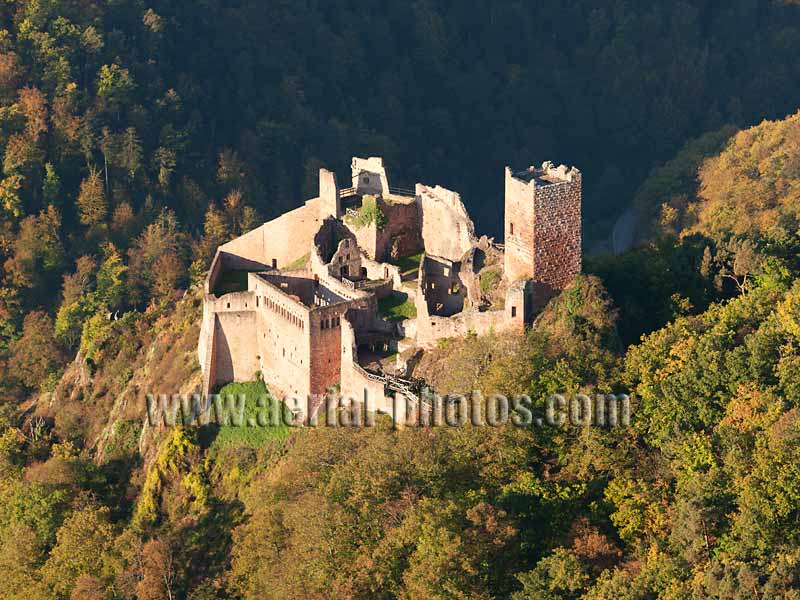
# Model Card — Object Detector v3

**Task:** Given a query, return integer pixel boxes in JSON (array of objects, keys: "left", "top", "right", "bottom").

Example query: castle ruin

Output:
[{"left": 198, "top": 157, "right": 582, "bottom": 417}]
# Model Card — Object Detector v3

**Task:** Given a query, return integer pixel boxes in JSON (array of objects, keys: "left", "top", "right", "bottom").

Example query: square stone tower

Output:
[{"left": 504, "top": 162, "right": 582, "bottom": 299}]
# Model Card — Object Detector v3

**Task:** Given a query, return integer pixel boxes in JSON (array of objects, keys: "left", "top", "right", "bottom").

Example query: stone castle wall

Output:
[
  {"left": 504, "top": 167, "right": 537, "bottom": 282},
  {"left": 340, "top": 317, "right": 391, "bottom": 410},
  {"left": 418, "top": 184, "right": 476, "bottom": 262},
  {"left": 251, "top": 275, "right": 313, "bottom": 399},
  {"left": 531, "top": 179, "right": 582, "bottom": 298},
  {"left": 308, "top": 305, "right": 344, "bottom": 397},
  {"left": 219, "top": 196, "right": 328, "bottom": 273},
  {"left": 503, "top": 165, "right": 582, "bottom": 301},
  {"left": 205, "top": 291, "right": 260, "bottom": 391},
  {"left": 352, "top": 156, "right": 390, "bottom": 196},
  {"left": 375, "top": 198, "right": 423, "bottom": 261}
]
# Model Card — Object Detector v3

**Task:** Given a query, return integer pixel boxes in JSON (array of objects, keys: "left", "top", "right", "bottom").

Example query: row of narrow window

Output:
[
  {"left": 257, "top": 295, "right": 304, "bottom": 330},
  {"left": 321, "top": 316, "right": 341, "bottom": 330}
]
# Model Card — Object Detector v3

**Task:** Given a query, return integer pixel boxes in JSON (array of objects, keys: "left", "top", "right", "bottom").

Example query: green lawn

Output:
[
  {"left": 205, "top": 380, "right": 291, "bottom": 452},
  {"left": 379, "top": 292, "right": 417, "bottom": 321},
  {"left": 391, "top": 252, "right": 424, "bottom": 276},
  {"left": 286, "top": 253, "right": 310, "bottom": 270}
]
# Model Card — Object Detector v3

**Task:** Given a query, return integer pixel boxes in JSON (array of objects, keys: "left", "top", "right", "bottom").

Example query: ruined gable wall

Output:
[
  {"left": 420, "top": 255, "right": 466, "bottom": 317},
  {"left": 328, "top": 238, "right": 362, "bottom": 280},
  {"left": 352, "top": 156, "right": 390, "bottom": 196},
  {"left": 418, "top": 184, "right": 476, "bottom": 261},
  {"left": 220, "top": 197, "right": 326, "bottom": 270}
]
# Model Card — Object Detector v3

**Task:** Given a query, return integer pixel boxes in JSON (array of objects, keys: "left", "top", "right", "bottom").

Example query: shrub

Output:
[{"left": 347, "top": 195, "right": 387, "bottom": 230}]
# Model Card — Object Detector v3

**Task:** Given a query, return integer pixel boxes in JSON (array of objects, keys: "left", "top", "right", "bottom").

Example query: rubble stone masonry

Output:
[{"left": 504, "top": 164, "right": 582, "bottom": 300}]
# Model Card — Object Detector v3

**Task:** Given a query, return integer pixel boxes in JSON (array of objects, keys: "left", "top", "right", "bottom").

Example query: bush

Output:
[{"left": 347, "top": 195, "right": 387, "bottom": 230}]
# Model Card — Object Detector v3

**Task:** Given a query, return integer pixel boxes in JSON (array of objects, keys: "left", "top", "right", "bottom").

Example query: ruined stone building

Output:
[{"left": 198, "top": 157, "right": 582, "bottom": 416}]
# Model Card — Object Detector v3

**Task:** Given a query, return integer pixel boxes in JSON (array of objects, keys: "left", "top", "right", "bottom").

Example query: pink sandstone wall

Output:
[
  {"left": 220, "top": 197, "right": 328, "bottom": 271},
  {"left": 375, "top": 198, "right": 422, "bottom": 261},
  {"left": 309, "top": 305, "right": 344, "bottom": 397},
  {"left": 352, "top": 156, "right": 390, "bottom": 196},
  {"left": 250, "top": 275, "right": 312, "bottom": 400},
  {"left": 504, "top": 168, "right": 537, "bottom": 283},
  {"left": 340, "top": 318, "right": 391, "bottom": 412},
  {"left": 328, "top": 238, "right": 362, "bottom": 280},
  {"left": 503, "top": 166, "right": 582, "bottom": 298},
  {"left": 418, "top": 184, "right": 476, "bottom": 261},
  {"left": 207, "top": 291, "right": 260, "bottom": 388}
]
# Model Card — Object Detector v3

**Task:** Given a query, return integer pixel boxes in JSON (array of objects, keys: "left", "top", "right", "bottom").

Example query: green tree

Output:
[
  {"left": 8, "top": 311, "right": 64, "bottom": 389},
  {"left": 41, "top": 505, "right": 115, "bottom": 598},
  {"left": 77, "top": 167, "right": 107, "bottom": 227}
]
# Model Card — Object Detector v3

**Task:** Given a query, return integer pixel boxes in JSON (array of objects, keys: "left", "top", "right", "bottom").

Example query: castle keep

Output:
[{"left": 199, "top": 157, "right": 582, "bottom": 416}]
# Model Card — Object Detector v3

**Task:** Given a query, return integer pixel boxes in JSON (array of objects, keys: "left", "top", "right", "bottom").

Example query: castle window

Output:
[
  {"left": 256, "top": 297, "right": 259, "bottom": 307},
  {"left": 510, "top": 223, "right": 514, "bottom": 236},
  {"left": 226, "top": 302, "right": 230, "bottom": 309},
  {"left": 511, "top": 306, "right": 517, "bottom": 318},
  {"left": 272, "top": 258, "right": 278, "bottom": 269}
]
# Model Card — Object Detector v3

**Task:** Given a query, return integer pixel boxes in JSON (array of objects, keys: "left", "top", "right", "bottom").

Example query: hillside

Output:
[{"left": 6, "top": 2, "right": 800, "bottom": 599}]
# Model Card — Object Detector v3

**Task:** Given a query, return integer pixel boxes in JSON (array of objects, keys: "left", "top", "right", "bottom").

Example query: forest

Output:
[{"left": 4, "top": 0, "right": 800, "bottom": 598}]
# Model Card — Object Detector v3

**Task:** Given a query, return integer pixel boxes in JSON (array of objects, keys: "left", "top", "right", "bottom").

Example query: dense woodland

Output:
[{"left": 4, "top": 0, "right": 800, "bottom": 599}]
